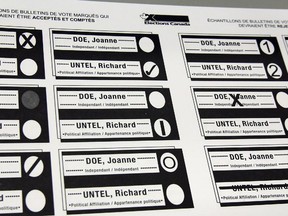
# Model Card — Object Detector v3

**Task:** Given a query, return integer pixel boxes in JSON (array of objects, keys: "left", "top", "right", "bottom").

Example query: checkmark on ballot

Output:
[
  {"left": 144, "top": 62, "right": 159, "bottom": 78},
  {"left": 146, "top": 64, "right": 157, "bottom": 75}
]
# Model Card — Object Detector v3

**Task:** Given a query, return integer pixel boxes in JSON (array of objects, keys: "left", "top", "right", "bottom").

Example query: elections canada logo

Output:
[{"left": 140, "top": 13, "right": 190, "bottom": 26}]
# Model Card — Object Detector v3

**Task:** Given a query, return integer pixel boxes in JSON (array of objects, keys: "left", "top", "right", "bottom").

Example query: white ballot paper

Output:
[{"left": 0, "top": 0, "right": 288, "bottom": 215}]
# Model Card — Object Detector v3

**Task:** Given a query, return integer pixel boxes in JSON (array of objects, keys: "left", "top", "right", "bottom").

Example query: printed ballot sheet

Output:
[{"left": 0, "top": 0, "right": 288, "bottom": 215}]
